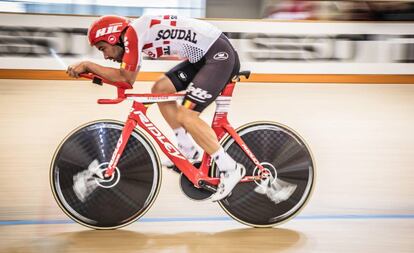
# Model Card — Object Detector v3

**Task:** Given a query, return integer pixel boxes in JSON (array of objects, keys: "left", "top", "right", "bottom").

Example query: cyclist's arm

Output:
[{"left": 84, "top": 61, "right": 138, "bottom": 85}]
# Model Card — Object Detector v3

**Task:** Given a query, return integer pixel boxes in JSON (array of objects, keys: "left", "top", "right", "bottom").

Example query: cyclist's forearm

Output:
[{"left": 85, "top": 61, "right": 137, "bottom": 84}]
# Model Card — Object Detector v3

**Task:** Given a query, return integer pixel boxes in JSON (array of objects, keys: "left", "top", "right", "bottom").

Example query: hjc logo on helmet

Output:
[{"left": 95, "top": 24, "right": 123, "bottom": 38}]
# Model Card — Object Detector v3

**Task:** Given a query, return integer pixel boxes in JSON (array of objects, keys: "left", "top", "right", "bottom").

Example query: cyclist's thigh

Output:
[
  {"left": 182, "top": 34, "right": 240, "bottom": 112},
  {"left": 152, "top": 75, "right": 177, "bottom": 94}
]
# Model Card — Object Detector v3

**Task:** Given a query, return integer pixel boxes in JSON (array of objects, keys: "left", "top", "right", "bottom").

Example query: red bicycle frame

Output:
[{"left": 80, "top": 73, "right": 266, "bottom": 189}]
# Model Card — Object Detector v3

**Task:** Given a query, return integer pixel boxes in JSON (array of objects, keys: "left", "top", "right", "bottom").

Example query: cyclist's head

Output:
[
  {"left": 88, "top": 15, "right": 129, "bottom": 62},
  {"left": 87, "top": 15, "right": 129, "bottom": 47}
]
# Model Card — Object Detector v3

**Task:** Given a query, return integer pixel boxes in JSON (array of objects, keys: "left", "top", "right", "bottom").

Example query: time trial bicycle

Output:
[{"left": 50, "top": 71, "right": 315, "bottom": 229}]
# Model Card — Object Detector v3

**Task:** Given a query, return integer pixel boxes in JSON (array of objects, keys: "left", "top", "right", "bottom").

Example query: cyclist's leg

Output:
[
  {"left": 152, "top": 61, "right": 202, "bottom": 165},
  {"left": 175, "top": 34, "right": 244, "bottom": 200},
  {"left": 177, "top": 34, "right": 240, "bottom": 152}
]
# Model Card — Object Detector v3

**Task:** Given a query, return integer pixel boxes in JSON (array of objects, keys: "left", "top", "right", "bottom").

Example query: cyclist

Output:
[{"left": 66, "top": 15, "right": 245, "bottom": 201}]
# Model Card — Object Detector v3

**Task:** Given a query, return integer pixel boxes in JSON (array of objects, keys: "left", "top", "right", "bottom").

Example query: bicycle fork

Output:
[{"left": 104, "top": 118, "right": 136, "bottom": 178}]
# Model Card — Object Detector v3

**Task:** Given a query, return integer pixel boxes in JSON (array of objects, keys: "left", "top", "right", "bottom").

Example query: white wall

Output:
[{"left": 206, "top": 0, "right": 264, "bottom": 19}]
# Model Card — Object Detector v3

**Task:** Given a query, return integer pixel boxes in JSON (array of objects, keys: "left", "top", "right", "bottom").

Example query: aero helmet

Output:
[{"left": 87, "top": 15, "right": 129, "bottom": 46}]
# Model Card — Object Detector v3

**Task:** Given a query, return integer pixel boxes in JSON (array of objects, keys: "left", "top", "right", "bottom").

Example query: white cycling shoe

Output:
[{"left": 210, "top": 163, "right": 246, "bottom": 202}]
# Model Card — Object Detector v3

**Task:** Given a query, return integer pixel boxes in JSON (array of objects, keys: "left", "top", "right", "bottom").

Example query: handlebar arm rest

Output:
[
  {"left": 79, "top": 73, "right": 133, "bottom": 89},
  {"left": 113, "top": 81, "right": 133, "bottom": 89}
]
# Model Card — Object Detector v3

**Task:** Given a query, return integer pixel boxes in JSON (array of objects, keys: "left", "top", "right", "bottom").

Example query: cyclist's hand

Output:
[{"left": 66, "top": 61, "right": 89, "bottom": 78}]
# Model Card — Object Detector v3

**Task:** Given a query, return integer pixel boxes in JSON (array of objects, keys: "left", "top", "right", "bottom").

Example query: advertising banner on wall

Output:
[{"left": 0, "top": 13, "right": 413, "bottom": 75}]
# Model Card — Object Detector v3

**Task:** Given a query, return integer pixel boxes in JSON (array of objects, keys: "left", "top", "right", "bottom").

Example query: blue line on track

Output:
[{"left": 1, "top": 214, "right": 413, "bottom": 226}]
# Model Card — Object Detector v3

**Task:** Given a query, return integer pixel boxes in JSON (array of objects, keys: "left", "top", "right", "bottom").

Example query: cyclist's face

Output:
[{"left": 95, "top": 41, "right": 124, "bottom": 63}]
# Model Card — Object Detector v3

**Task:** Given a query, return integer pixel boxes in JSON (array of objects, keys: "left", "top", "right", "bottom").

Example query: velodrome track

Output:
[{"left": 0, "top": 78, "right": 413, "bottom": 252}]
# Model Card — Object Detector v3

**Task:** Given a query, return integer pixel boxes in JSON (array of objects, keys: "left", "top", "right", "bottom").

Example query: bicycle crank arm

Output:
[
  {"left": 241, "top": 175, "right": 263, "bottom": 183},
  {"left": 198, "top": 180, "right": 217, "bottom": 193}
]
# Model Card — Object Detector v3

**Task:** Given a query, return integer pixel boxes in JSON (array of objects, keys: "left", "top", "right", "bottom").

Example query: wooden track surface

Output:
[{"left": 0, "top": 79, "right": 413, "bottom": 252}]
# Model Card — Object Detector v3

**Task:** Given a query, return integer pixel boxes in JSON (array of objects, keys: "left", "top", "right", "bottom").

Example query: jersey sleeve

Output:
[{"left": 121, "top": 26, "right": 142, "bottom": 72}]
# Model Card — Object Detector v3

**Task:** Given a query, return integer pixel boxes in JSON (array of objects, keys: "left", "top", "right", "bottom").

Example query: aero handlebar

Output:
[
  {"left": 78, "top": 71, "right": 251, "bottom": 105},
  {"left": 79, "top": 73, "right": 133, "bottom": 104}
]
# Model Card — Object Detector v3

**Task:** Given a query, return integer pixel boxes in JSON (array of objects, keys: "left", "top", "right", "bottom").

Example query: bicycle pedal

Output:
[{"left": 198, "top": 180, "right": 217, "bottom": 193}]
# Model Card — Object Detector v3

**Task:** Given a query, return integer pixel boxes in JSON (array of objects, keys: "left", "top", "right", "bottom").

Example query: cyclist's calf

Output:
[
  {"left": 176, "top": 106, "right": 220, "bottom": 155},
  {"left": 176, "top": 106, "right": 199, "bottom": 127}
]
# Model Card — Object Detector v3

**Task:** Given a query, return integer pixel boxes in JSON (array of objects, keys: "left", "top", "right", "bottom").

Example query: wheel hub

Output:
[
  {"left": 94, "top": 162, "right": 121, "bottom": 188},
  {"left": 253, "top": 162, "right": 277, "bottom": 187}
]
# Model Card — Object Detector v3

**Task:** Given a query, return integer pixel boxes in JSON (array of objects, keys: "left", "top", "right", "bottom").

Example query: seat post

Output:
[
  {"left": 220, "top": 82, "right": 236, "bottom": 97},
  {"left": 220, "top": 70, "right": 250, "bottom": 97}
]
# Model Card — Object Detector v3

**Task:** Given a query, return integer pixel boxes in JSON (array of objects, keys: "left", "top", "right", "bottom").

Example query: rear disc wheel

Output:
[{"left": 212, "top": 121, "right": 315, "bottom": 227}]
